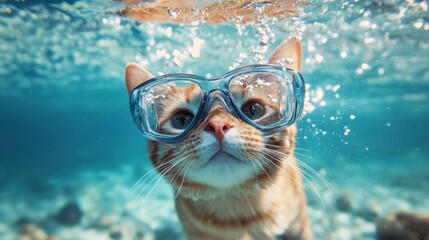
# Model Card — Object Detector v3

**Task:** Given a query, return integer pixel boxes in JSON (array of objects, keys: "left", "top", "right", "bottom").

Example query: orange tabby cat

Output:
[{"left": 125, "top": 38, "right": 312, "bottom": 240}]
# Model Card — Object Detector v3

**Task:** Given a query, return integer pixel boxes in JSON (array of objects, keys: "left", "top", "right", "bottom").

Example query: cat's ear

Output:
[
  {"left": 125, "top": 63, "right": 154, "bottom": 94},
  {"left": 268, "top": 37, "right": 302, "bottom": 72}
]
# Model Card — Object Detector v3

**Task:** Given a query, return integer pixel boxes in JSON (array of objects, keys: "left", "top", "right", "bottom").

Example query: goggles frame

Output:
[{"left": 129, "top": 64, "right": 305, "bottom": 143}]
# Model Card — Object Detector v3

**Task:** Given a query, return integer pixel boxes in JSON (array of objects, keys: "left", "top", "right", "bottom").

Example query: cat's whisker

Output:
[
  {"left": 130, "top": 172, "right": 162, "bottom": 208},
  {"left": 293, "top": 151, "right": 314, "bottom": 160},
  {"left": 256, "top": 152, "right": 300, "bottom": 186},
  {"left": 292, "top": 147, "right": 311, "bottom": 152},
  {"left": 265, "top": 152, "right": 328, "bottom": 188},
  {"left": 248, "top": 153, "right": 273, "bottom": 182},
  {"left": 244, "top": 155, "right": 262, "bottom": 188},
  {"left": 290, "top": 136, "right": 305, "bottom": 146},
  {"left": 170, "top": 156, "right": 189, "bottom": 185},
  {"left": 262, "top": 143, "right": 311, "bottom": 153},
  {"left": 127, "top": 166, "right": 163, "bottom": 201},
  {"left": 260, "top": 148, "right": 335, "bottom": 217},
  {"left": 291, "top": 156, "right": 335, "bottom": 194},
  {"left": 247, "top": 155, "right": 260, "bottom": 174},
  {"left": 170, "top": 156, "right": 194, "bottom": 197},
  {"left": 258, "top": 149, "right": 328, "bottom": 214},
  {"left": 127, "top": 150, "right": 188, "bottom": 200},
  {"left": 254, "top": 152, "right": 325, "bottom": 211},
  {"left": 262, "top": 143, "right": 314, "bottom": 162},
  {"left": 175, "top": 161, "right": 193, "bottom": 199},
  {"left": 142, "top": 155, "right": 191, "bottom": 202},
  {"left": 129, "top": 152, "right": 190, "bottom": 206},
  {"left": 129, "top": 163, "right": 164, "bottom": 195},
  {"left": 129, "top": 147, "right": 181, "bottom": 188},
  {"left": 132, "top": 160, "right": 185, "bottom": 208},
  {"left": 139, "top": 152, "right": 190, "bottom": 201},
  {"left": 263, "top": 148, "right": 335, "bottom": 196}
]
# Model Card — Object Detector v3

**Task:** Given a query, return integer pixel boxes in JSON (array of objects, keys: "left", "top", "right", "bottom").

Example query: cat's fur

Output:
[{"left": 125, "top": 38, "right": 312, "bottom": 240}]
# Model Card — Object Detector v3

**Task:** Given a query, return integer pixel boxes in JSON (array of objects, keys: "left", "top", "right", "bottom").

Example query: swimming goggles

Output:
[{"left": 129, "top": 64, "right": 305, "bottom": 143}]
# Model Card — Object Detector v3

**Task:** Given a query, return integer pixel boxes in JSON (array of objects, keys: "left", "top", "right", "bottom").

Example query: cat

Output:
[{"left": 125, "top": 37, "right": 312, "bottom": 240}]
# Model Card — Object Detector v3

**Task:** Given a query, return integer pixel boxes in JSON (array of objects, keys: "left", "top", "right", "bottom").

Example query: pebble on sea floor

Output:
[
  {"left": 18, "top": 224, "right": 58, "bottom": 240},
  {"left": 335, "top": 192, "right": 354, "bottom": 212},
  {"left": 55, "top": 202, "right": 83, "bottom": 225}
]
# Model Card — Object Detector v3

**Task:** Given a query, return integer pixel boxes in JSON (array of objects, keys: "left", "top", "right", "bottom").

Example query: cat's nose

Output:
[{"left": 205, "top": 118, "right": 233, "bottom": 142}]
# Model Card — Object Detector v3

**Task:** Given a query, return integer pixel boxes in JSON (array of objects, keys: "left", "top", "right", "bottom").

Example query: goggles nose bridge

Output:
[{"left": 203, "top": 89, "right": 235, "bottom": 113}]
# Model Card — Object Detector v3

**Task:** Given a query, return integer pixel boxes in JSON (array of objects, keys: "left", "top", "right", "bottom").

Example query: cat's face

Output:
[
  {"left": 147, "top": 81, "right": 297, "bottom": 188},
  {"left": 125, "top": 38, "right": 302, "bottom": 194}
]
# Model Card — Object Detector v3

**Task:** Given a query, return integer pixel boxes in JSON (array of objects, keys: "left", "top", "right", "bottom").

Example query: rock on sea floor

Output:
[
  {"left": 18, "top": 223, "right": 59, "bottom": 240},
  {"left": 335, "top": 192, "right": 354, "bottom": 212},
  {"left": 56, "top": 202, "right": 82, "bottom": 225},
  {"left": 376, "top": 212, "right": 429, "bottom": 240}
]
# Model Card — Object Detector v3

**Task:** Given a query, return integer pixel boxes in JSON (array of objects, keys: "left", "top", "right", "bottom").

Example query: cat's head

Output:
[{"left": 125, "top": 38, "right": 301, "bottom": 197}]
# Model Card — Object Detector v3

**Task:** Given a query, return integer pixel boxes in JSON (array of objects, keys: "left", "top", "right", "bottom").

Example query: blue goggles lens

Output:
[{"left": 129, "top": 64, "right": 305, "bottom": 143}]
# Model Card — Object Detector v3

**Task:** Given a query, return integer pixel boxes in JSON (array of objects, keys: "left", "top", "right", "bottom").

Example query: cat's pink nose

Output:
[{"left": 205, "top": 120, "right": 233, "bottom": 142}]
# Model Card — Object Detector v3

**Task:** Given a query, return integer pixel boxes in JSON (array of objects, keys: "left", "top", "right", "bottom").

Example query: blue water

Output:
[{"left": 1, "top": 0, "right": 428, "bottom": 239}]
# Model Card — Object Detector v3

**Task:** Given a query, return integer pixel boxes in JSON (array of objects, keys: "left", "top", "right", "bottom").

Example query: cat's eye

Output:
[
  {"left": 171, "top": 110, "right": 194, "bottom": 129},
  {"left": 241, "top": 100, "right": 265, "bottom": 120}
]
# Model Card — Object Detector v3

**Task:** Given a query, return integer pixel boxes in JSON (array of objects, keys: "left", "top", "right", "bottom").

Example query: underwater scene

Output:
[{"left": 0, "top": 0, "right": 428, "bottom": 239}]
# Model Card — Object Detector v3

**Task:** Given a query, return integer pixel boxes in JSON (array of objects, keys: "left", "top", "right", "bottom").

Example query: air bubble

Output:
[
  {"left": 255, "top": 78, "right": 271, "bottom": 86},
  {"left": 361, "top": 63, "right": 369, "bottom": 70},
  {"left": 315, "top": 54, "right": 324, "bottom": 63},
  {"left": 165, "top": 27, "right": 173, "bottom": 37},
  {"left": 420, "top": 1, "right": 428, "bottom": 11},
  {"left": 307, "top": 42, "right": 316, "bottom": 52},
  {"left": 167, "top": 10, "right": 178, "bottom": 19},
  {"left": 343, "top": 126, "right": 351, "bottom": 136},
  {"left": 359, "top": 20, "right": 372, "bottom": 29},
  {"left": 267, "top": 94, "right": 278, "bottom": 103},
  {"left": 355, "top": 68, "right": 364, "bottom": 75},
  {"left": 363, "top": 37, "right": 375, "bottom": 44},
  {"left": 414, "top": 20, "right": 423, "bottom": 29},
  {"left": 332, "top": 85, "right": 340, "bottom": 93},
  {"left": 188, "top": 38, "right": 204, "bottom": 59}
]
